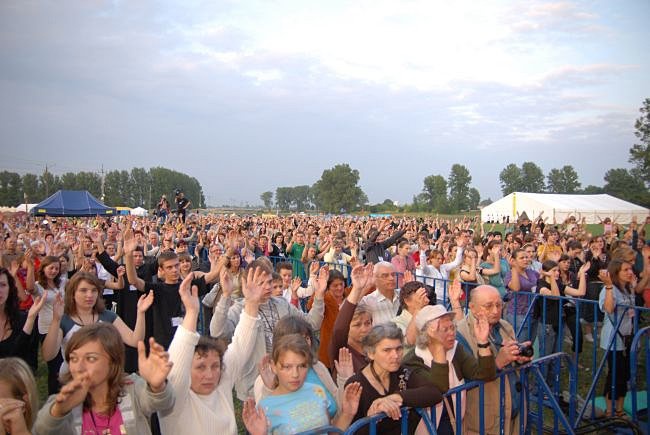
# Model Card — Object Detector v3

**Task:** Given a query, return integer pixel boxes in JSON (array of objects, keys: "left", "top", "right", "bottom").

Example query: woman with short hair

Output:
[
  {"left": 402, "top": 306, "right": 495, "bottom": 434},
  {"left": 344, "top": 322, "right": 442, "bottom": 435}
]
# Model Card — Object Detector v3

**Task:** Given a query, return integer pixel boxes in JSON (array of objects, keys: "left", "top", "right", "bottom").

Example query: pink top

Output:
[{"left": 81, "top": 407, "right": 125, "bottom": 435}]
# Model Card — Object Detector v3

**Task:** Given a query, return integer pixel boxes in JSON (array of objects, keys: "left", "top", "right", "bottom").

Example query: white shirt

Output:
[
  {"left": 417, "top": 247, "right": 464, "bottom": 303},
  {"left": 360, "top": 288, "right": 401, "bottom": 325}
]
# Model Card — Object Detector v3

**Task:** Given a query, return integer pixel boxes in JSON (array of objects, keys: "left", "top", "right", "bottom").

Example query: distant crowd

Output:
[{"left": 0, "top": 207, "right": 648, "bottom": 434}]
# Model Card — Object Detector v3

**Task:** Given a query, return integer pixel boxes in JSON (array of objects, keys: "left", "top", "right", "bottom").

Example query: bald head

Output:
[
  {"left": 469, "top": 285, "right": 503, "bottom": 326},
  {"left": 470, "top": 285, "right": 501, "bottom": 305}
]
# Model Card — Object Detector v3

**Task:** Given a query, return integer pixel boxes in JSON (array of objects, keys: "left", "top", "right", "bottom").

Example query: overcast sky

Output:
[{"left": 1, "top": 0, "right": 648, "bottom": 206}]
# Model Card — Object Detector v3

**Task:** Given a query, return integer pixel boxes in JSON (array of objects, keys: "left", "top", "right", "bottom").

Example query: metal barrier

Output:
[
  {"left": 344, "top": 353, "right": 576, "bottom": 434},
  {"left": 630, "top": 325, "right": 650, "bottom": 434}
]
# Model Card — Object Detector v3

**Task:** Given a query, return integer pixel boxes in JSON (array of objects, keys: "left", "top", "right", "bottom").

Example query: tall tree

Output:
[
  {"left": 447, "top": 164, "right": 472, "bottom": 212},
  {"left": 311, "top": 164, "right": 368, "bottom": 213},
  {"left": 275, "top": 187, "right": 293, "bottom": 211},
  {"left": 260, "top": 191, "right": 273, "bottom": 209},
  {"left": 629, "top": 98, "right": 650, "bottom": 186},
  {"left": 546, "top": 165, "right": 581, "bottom": 193},
  {"left": 0, "top": 171, "right": 22, "bottom": 206},
  {"left": 130, "top": 167, "right": 151, "bottom": 207},
  {"left": 422, "top": 174, "right": 448, "bottom": 211},
  {"left": 38, "top": 170, "right": 61, "bottom": 198},
  {"left": 104, "top": 170, "right": 131, "bottom": 206},
  {"left": 292, "top": 185, "right": 311, "bottom": 211},
  {"left": 21, "top": 174, "right": 40, "bottom": 203},
  {"left": 499, "top": 163, "right": 523, "bottom": 195},
  {"left": 468, "top": 187, "right": 481, "bottom": 210},
  {"left": 520, "top": 162, "right": 545, "bottom": 192},
  {"left": 74, "top": 172, "right": 102, "bottom": 198},
  {"left": 60, "top": 172, "right": 78, "bottom": 190},
  {"left": 604, "top": 168, "right": 649, "bottom": 206}
]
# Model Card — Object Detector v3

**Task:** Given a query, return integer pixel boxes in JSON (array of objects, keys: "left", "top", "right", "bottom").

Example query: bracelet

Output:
[
  {"left": 477, "top": 342, "right": 490, "bottom": 348},
  {"left": 605, "top": 286, "right": 613, "bottom": 290}
]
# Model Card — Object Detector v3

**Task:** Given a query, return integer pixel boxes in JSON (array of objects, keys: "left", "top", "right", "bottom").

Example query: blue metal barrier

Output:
[
  {"left": 630, "top": 325, "right": 650, "bottom": 434},
  {"left": 344, "top": 354, "right": 575, "bottom": 434}
]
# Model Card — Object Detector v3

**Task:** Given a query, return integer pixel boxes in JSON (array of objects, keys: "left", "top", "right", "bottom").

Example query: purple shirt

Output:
[{"left": 504, "top": 269, "right": 539, "bottom": 316}]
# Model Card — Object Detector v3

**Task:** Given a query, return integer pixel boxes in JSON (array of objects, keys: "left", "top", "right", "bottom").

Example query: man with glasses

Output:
[
  {"left": 359, "top": 261, "right": 401, "bottom": 325},
  {"left": 456, "top": 285, "right": 532, "bottom": 434}
]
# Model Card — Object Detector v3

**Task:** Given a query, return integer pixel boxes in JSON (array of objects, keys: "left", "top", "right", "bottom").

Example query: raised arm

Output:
[
  {"left": 113, "top": 292, "right": 153, "bottom": 347},
  {"left": 123, "top": 230, "right": 145, "bottom": 292},
  {"left": 42, "top": 293, "right": 64, "bottom": 362}
]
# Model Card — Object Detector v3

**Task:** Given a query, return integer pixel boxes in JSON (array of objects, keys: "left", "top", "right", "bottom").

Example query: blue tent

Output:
[{"left": 31, "top": 190, "right": 116, "bottom": 217}]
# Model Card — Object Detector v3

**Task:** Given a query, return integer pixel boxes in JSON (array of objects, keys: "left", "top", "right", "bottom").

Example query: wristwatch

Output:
[{"left": 477, "top": 342, "right": 490, "bottom": 348}]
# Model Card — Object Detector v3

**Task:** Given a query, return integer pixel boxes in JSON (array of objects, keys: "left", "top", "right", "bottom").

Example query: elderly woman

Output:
[
  {"left": 402, "top": 305, "right": 496, "bottom": 435},
  {"left": 345, "top": 323, "right": 442, "bottom": 435}
]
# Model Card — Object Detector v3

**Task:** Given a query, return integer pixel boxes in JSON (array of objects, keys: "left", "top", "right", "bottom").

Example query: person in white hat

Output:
[{"left": 402, "top": 303, "right": 495, "bottom": 434}]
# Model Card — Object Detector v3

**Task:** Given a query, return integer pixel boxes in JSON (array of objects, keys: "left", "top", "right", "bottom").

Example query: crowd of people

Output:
[{"left": 0, "top": 209, "right": 648, "bottom": 434}]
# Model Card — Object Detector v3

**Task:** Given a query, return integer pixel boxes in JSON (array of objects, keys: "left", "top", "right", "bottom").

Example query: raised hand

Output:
[
  {"left": 341, "top": 382, "right": 362, "bottom": 417},
  {"left": 242, "top": 265, "right": 270, "bottom": 306},
  {"left": 27, "top": 292, "right": 48, "bottom": 319},
  {"left": 350, "top": 264, "right": 373, "bottom": 292},
  {"left": 242, "top": 398, "right": 267, "bottom": 435},
  {"left": 122, "top": 229, "right": 137, "bottom": 254},
  {"left": 258, "top": 354, "right": 277, "bottom": 389},
  {"left": 598, "top": 269, "right": 612, "bottom": 286},
  {"left": 403, "top": 270, "right": 414, "bottom": 284},
  {"left": 137, "top": 291, "right": 155, "bottom": 313},
  {"left": 314, "top": 265, "right": 329, "bottom": 298},
  {"left": 334, "top": 347, "right": 354, "bottom": 379},
  {"left": 219, "top": 268, "right": 234, "bottom": 299},
  {"left": 473, "top": 314, "right": 490, "bottom": 345},
  {"left": 52, "top": 292, "right": 64, "bottom": 320},
  {"left": 309, "top": 260, "right": 320, "bottom": 276},
  {"left": 448, "top": 279, "right": 463, "bottom": 304},
  {"left": 578, "top": 262, "right": 591, "bottom": 275},
  {"left": 116, "top": 265, "right": 126, "bottom": 277},
  {"left": 51, "top": 374, "right": 91, "bottom": 417},
  {"left": 178, "top": 272, "right": 200, "bottom": 315},
  {"left": 137, "top": 338, "right": 172, "bottom": 392},
  {"left": 291, "top": 276, "right": 302, "bottom": 292}
]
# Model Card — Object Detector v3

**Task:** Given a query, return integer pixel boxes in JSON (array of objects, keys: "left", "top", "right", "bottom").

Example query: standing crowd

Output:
[{"left": 0, "top": 209, "right": 648, "bottom": 434}]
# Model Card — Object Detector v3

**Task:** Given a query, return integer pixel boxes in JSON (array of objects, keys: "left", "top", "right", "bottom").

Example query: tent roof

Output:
[
  {"left": 481, "top": 192, "right": 648, "bottom": 224},
  {"left": 31, "top": 190, "right": 116, "bottom": 217},
  {"left": 494, "top": 192, "right": 647, "bottom": 212}
]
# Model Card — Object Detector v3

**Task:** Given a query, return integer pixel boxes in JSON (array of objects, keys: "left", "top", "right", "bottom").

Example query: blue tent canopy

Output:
[{"left": 31, "top": 190, "right": 116, "bottom": 217}]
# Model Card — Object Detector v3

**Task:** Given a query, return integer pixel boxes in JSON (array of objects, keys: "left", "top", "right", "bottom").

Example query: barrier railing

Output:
[
  {"left": 344, "top": 353, "right": 575, "bottom": 434},
  {"left": 630, "top": 325, "right": 650, "bottom": 434}
]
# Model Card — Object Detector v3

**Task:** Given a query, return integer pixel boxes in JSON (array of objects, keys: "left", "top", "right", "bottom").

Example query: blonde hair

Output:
[{"left": 0, "top": 358, "right": 38, "bottom": 430}]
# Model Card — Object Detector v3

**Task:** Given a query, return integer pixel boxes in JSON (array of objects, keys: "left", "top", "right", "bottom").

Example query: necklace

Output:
[
  {"left": 369, "top": 362, "right": 388, "bottom": 394},
  {"left": 89, "top": 409, "right": 112, "bottom": 435},
  {"left": 76, "top": 312, "right": 96, "bottom": 326}
]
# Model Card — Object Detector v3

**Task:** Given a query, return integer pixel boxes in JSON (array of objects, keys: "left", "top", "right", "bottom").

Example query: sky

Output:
[{"left": 1, "top": 0, "right": 649, "bottom": 207}]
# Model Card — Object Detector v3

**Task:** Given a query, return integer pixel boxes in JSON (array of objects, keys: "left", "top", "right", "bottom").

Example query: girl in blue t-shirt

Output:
[{"left": 248, "top": 334, "right": 361, "bottom": 435}]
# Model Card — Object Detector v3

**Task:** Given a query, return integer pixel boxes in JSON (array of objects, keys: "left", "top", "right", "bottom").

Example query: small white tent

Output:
[
  {"left": 131, "top": 207, "right": 148, "bottom": 217},
  {"left": 480, "top": 193, "right": 648, "bottom": 224}
]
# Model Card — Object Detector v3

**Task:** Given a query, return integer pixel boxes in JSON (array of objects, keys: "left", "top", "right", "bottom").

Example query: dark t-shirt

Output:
[
  {"left": 143, "top": 276, "right": 205, "bottom": 349},
  {"left": 536, "top": 278, "right": 566, "bottom": 326},
  {"left": 0, "top": 312, "right": 39, "bottom": 372},
  {"left": 176, "top": 197, "right": 189, "bottom": 213},
  {"left": 345, "top": 366, "right": 441, "bottom": 435}
]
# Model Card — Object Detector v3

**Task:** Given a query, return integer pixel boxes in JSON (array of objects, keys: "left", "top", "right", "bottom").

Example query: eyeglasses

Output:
[
  {"left": 438, "top": 324, "right": 456, "bottom": 334},
  {"left": 480, "top": 302, "right": 504, "bottom": 311}
]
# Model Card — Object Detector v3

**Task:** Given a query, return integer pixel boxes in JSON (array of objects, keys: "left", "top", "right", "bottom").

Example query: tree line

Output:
[
  {"left": 261, "top": 98, "right": 650, "bottom": 212},
  {"left": 0, "top": 167, "right": 206, "bottom": 209}
]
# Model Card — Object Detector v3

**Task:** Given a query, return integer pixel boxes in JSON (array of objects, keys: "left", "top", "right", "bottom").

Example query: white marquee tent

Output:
[{"left": 480, "top": 193, "right": 648, "bottom": 224}]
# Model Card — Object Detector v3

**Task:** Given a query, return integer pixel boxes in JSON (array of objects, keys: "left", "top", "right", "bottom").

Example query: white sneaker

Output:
[{"left": 584, "top": 333, "right": 594, "bottom": 343}]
